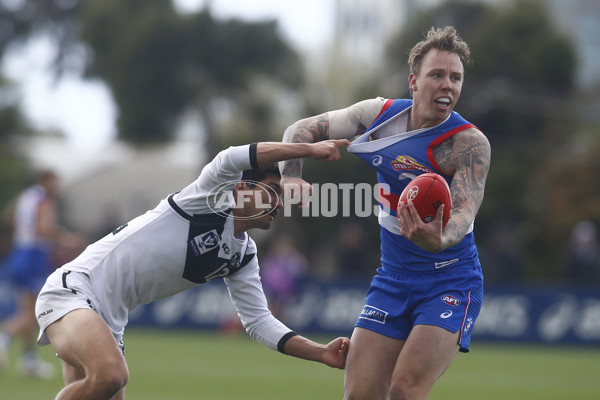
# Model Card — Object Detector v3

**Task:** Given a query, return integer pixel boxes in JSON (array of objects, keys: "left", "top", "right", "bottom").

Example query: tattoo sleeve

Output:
[
  {"left": 436, "top": 129, "right": 491, "bottom": 249},
  {"left": 280, "top": 113, "right": 330, "bottom": 178},
  {"left": 279, "top": 99, "right": 384, "bottom": 179}
]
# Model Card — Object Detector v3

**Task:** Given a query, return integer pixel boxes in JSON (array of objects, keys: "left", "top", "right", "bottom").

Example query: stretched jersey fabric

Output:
[
  {"left": 348, "top": 99, "right": 481, "bottom": 274},
  {"left": 61, "top": 145, "right": 292, "bottom": 351}
]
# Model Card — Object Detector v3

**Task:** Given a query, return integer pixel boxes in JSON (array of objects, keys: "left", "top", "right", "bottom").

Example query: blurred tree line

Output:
[{"left": 0, "top": 0, "right": 598, "bottom": 282}]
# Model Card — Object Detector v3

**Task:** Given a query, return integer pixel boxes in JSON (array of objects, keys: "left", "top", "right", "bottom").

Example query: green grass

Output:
[
  {"left": 430, "top": 343, "right": 600, "bottom": 400},
  {"left": 2, "top": 329, "right": 599, "bottom": 399}
]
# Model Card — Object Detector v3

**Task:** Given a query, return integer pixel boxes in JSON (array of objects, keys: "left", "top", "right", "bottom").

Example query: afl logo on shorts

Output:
[{"left": 441, "top": 294, "right": 461, "bottom": 306}]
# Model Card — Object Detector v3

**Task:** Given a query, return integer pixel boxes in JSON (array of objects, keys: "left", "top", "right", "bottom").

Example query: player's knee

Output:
[
  {"left": 389, "top": 375, "right": 427, "bottom": 400},
  {"left": 89, "top": 362, "right": 128, "bottom": 396},
  {"left": 344, "top": 381, "right": 388, "bottom": 400}
]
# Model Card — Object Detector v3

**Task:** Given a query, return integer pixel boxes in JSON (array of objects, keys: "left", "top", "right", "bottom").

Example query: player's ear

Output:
[
  {"left": 232, "top": 182, "right": 242, "bottom": 197},
  {"left": 408, "top": 73, "right": 417, "bottom": 92},
  {"left": 235, "top": 182, "right": 247, "bottom": 191}
]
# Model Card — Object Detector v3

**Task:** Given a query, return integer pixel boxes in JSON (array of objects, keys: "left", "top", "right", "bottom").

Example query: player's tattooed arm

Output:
[
  {"left": 280, "top": 113, "right": 330, "bottom": 178},
  {"left": 434, "top": 128, "right": 491, "bottom": 248},
  {"left": 280, "top": 99, "right": 383, "bottom": 178}
]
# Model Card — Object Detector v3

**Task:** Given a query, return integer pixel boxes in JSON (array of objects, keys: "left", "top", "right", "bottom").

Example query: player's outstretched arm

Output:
[
  {"left": 278, "top": 98, "right": 383, "bottom": 179},
  {"left": 282, "top": 335, "right": 350, "bottom": 370},
  {"left": 259, "top": 139, "right": 348, "bottom": 208},
  {"left": 255, "top": 140, "right": 350, "bottom": 168}
]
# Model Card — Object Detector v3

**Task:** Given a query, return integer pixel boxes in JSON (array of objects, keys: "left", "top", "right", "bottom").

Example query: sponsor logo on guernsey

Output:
[
  {"left": 372, "top": 155, "right": 383, "bottom": 166},
  {"left": 434, "top": 258, "right": 460, "bottom": 269},
  {"left": 463, "top": 317, "right": 474, "bottom": 334},
  {"left": 441, "top": 295, "right": 461, "bottom": 307},
  {"left": 359, "top": 305, "right": 388, "bottom": 324},
  {"left": 37, "top": 308, "right": 53, "bottom": 319},
  {"left": 221, "top": 243, "right": 230, "bottom": 254},
  {"left": 406, "top": 185, "right": 419, "bottom": 201},
  {"left": 390, "top": 155, "right": 434, "bottom": 173},
  {"left": 189, "top": 229, "right": 220, "bottom": 256}
]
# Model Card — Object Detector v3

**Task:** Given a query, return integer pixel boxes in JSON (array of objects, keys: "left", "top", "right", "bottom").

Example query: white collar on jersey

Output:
[{"left": 348, "top": 107, "right": 452, "bottom": 153}]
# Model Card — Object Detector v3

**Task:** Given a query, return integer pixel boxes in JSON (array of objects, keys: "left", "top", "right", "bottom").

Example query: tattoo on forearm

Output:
[
  {"left": 284, "top": 114, "right": 330, "bottom": 144},
  {"left": 280, "top": 158, "right": 303, "bottom": 178},
  {"left": 436, "top": 131, "right": 490, "bottom": 248},
  {"left": 281, "top": 114, "right": 330, "bottom": 178}
]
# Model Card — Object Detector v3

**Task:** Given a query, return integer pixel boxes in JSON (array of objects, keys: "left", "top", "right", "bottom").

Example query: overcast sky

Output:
[{"left": 2, "top": 0, "right": 334, "bottom": 151}]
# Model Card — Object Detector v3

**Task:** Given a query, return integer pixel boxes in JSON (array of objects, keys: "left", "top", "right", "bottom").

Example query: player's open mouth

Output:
[{"left": 435, "top": 97, "right": 451, "bottom": 107}]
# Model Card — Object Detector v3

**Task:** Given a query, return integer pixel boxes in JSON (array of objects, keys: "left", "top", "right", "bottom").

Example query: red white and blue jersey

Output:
[
  {"left": 348, "top": 99, "right": 481, "bottom": 274},
  {"left": 9, "top": 184, "right": 54, "bottom": 292},
  {"left": 13, "top": 185, "right": 51, "bottom": 249}
]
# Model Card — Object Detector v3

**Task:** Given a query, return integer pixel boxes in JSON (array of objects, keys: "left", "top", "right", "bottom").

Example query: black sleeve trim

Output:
[
  {"left": 277, "top": 331, "right": 298, "bottom": 354},
  {"left": 249, "top": 142, "right": 259, "bottom": 169}
]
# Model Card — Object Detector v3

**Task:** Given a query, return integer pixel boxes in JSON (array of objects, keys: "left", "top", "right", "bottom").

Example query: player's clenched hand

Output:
[
  {"left": 323, "top": 337, "right": 350, "bottom": 369},
  {"left": 308, "top": 139, "right": 351, "bottom": 161},
  {"left": 397, "top": 200, "right": 445, "bottom": 253}
]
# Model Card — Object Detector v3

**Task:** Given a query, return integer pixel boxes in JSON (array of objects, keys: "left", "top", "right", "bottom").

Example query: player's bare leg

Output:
[
  {"left": 61, "top": 360, "right": 125, "bottom": 400},
  {"left": 3, "top": 290, "right": 38, "bottom": 343},
  {"left": 344, "top": 327, "right": 404, "bottom": 400},
  {"left": 45, "top": 308, "right": 128, "bottom": 400},
  {"left": 1, "top": 290, "right": 55, "bottom": 378},
  {"left": 389, "top": 325, "right": 460, "bottom": 400}
]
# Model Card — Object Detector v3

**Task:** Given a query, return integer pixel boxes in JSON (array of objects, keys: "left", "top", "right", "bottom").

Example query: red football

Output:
[{"left": 398, "top": 173, "right": 452, "bottom": 228}]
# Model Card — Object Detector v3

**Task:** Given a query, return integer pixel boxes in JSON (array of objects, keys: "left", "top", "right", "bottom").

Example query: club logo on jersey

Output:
[
  {"left": 189, "top": 229, "right": 220, "bottom": 256},
  {"left": 230, "top": 252, "right": 241, "bottom": 269},
  {"left": 391, "top": 155, "right": 434, "bottom": 173},
  {"left": 358, "top": 305, "right": 388, "bottom": 324},
  {"left": 441, "top": 294, "right": 461, "bottom": 306}
]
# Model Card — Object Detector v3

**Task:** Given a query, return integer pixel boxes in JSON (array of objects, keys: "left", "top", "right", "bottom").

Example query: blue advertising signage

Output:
[
  {"left": 1, "top": 269, "right": 598, "bottom": 345},
  {"left": 125, "top": 279, "right": 600, "bottom": 345}
]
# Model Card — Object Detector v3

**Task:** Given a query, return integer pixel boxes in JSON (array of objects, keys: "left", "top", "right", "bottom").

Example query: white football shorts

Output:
[{"left": 35, "top": 267, "right": 125, "bottom": 352}]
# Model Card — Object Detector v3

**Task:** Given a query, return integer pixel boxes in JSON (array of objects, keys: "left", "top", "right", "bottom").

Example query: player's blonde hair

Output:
[{"left": 408, "top": 26, "right": 472, "bottom": 76}]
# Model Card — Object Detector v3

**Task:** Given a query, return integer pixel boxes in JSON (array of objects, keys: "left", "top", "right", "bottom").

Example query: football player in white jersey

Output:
[{"left": 35, "top": 139, "right": 350, "bottom": 400}]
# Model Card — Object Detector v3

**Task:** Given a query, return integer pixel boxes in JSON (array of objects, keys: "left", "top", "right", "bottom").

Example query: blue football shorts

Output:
[
  {"left": 9, "top": 247, "right": 53, "bottom": 294},
  {"left": 355, "top": 266, "right": 483, "bottom": 352}
]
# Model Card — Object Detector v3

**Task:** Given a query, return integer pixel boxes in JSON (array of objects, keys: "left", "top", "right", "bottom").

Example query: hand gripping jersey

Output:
[
  {"left": 348, "top": 99, "right": 481, "bottom": 274},
  {"left": 60, "top": 145, "right": 292, "bottom": 350}
]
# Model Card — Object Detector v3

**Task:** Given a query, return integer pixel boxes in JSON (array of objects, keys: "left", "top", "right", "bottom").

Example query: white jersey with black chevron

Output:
[{"left": 62, "top": 144, "right": 292, "bottom": 350}]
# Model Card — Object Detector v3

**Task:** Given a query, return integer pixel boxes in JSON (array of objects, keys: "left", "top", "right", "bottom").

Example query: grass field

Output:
[{"left": 1, "top": 328, "right": 599, "bottom": 400}]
